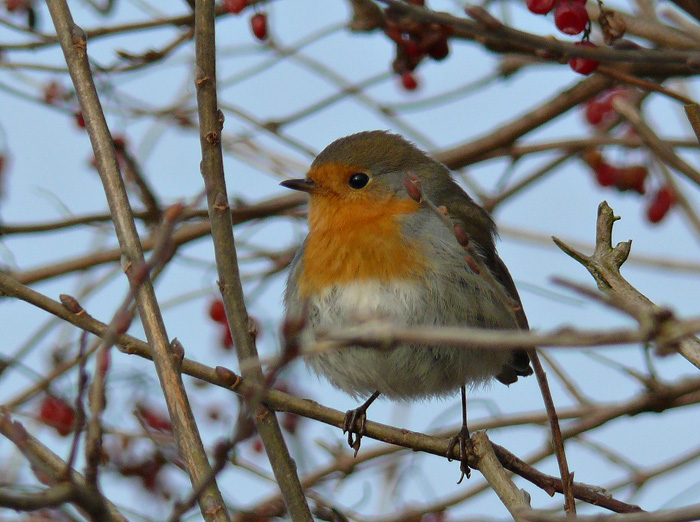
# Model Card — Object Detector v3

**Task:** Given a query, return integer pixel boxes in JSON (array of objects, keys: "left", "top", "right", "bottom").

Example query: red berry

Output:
[
  {"left": 118, "top": 454, "right": 164, "bottom": 491},
  {"left": 554, "top": 2, "right": 589, "bottom": 35},
  {"left": 594, "top": 162, "right": 619, "bottom": 187},
  {"left": 250, "top": 12, "right": 267, "bottom": 40},
  {"left": 5, "top": 0, "right": 26, "bottom": 13},
  {"left": 404, "top": 39, "right": 422, "bottom": 59},
  {"left": 281, "top": 412, "right": 300, "bottom": 434},
  {"left": 584, "top": 87, "right": 629, "bottom": 127},
  {"left": 658, "top": 186, "right": 676, "bottom": 206},
  {"left": 646, "top": 202, "right": 667, "bottom": 223},
  {"left": 252, "top": 437, "right": 264, "bottom": 453},
  {"left": 221, "top": 326, "right": 234, "bottom": 350},
  {"left": 646, "top": 186, "right": 676, "bottom": 223},
  {"left": 208, "top": 299, "right": 226, "bottom": 323},
  {"left": 40, "top": 395, "right": 75, "bottom": 436},
  {"left": 136, "top": 404, "right": 173, "bottom": 433},
  {"left": 112, "top": 135, "right": 127, "bottom": 150},
  {"left": 401, "top": 71, "right": 418, "bottom": 91},
  {"left": 74, "top": 111, "right": 86, "bottom": 129},
  {"left": 223, "top": 0, "right": 247, "bottom": 14},
  {"left": 569, "top": 41, "right": 599, "bottom": 75},
  {"left": 427, "top": 36, "right": 449, "bottom": 61},
  {"left": 526, "top": 0, "right": 555, "bottom": 15},
  {"left": 616, "top": 165, "right": 647, "bottom": 194},
  {"left": 585, "top": 100, "right": 606, "bottom": 125}
]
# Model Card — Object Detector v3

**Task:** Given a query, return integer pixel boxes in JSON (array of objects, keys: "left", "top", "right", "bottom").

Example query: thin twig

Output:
[
  {"left": 597, "top": 66, "right": 695, "bottom": 104},
  {"left": 529, "top": 351, "right": 576, "bottom": 514},
  {"left": 192, "top": 0, "right": 313, "bottom": 519},
  {"left": 45, "top": 2, "right": 230, "bottom": 520},
  {"left": 0, "top": 410, "right": 126, "bottom": 521},
  {"left": 613, "top": 97, "right": 700, "bottom": 187},
  {"left": 553, "top": 201, "right": 700, "bottom": 368},
  {"left": 471, "top": 432, "right": 532, "bottom": 521},
  {"left": 684, "top": 103, "right": 700, "bottom": 144},
  {"left": 6, "top": 272, "right": 698, "bottom": 515}
]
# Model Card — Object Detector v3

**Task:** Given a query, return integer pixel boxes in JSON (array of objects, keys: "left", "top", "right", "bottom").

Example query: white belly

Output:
[{"left": 302, "top": 280, "right": 510, "bottom": 400}]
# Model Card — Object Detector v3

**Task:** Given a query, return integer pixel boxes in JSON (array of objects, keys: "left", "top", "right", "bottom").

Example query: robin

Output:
[{"left": 281, "top": 130, "right": 532, "bottom": 478}]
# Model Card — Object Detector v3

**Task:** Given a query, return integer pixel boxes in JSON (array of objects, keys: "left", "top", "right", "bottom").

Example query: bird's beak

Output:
[{"left": 280, "top": 178, "right": 319, "bottom": 193}]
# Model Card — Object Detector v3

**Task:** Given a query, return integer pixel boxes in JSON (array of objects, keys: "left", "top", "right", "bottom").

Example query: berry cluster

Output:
[
  {"left": 223, "top": 0, "right": 268, "bottom": 41},
  {"left": 106, "top": 403, "right": 186, "bottom": 496},
  {"left": 113, "top": 447, "right": 169, "bottom": 494},
  {"left": 582, "top": 137, "right": 677, "bottom": 224},
  {"left": 526, "top": 0, "right": 600, "bottom": 75},
  {"left": 383, "top": 0, "right": 451, "bottom": 91},
  {"left": 527, "top": 0, "right": 589, "bottom": 34},
  {"left": 583, "top": 149, "right": 647, "bottom": 194}
]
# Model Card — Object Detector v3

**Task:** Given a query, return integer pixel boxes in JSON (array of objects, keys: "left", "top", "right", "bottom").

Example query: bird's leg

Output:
[
  {"left": 447, "top": 386, "right": 473, "bottom": 483},
  {"left": 343, "top": 391, "right": 380, "bottom": 456}
]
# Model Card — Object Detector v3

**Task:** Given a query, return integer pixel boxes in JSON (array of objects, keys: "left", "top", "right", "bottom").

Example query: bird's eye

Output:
[{"left": 348, "top": 173, "right": 370, "bottom": 189}]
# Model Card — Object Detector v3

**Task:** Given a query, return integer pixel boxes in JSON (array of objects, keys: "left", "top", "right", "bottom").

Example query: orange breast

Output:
[{"left": 297, "top": 193, "right": 427, "bottom": 297}]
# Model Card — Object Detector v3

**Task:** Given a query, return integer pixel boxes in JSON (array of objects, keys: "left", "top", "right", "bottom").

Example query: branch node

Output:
[
  {"left": 213, "top": 194, "right": 229, "bottom": 211},
  {"left": 194, "top": 67, "right": 209, "bottom": 86},
  {"left": 59, "top": 294, "right": 85, "bottom": 316},
  {"left": 170, "top": 338, "right": 185, "bottom": 368},
  {"left": 215, "top": 366, "right": 242, "bottom": 390},
  {"left": 71, "top": 24, "right": 87, "bottom": 52},
  {"left": 205, "top": 131, "right": 220, "bottom": 146}
]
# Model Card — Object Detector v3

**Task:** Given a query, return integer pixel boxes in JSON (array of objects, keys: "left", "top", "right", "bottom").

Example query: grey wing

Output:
[
  {"left": 486, "top": 254, "right": 533, "bottom": 384},
  {"left": 440, "top": 183, "right": 533, "bottom": 384}
]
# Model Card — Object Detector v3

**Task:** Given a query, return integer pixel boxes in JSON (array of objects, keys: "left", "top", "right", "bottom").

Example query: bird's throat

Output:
[{"left": 298, "top": 195, "right": 425, "bottom": 297}]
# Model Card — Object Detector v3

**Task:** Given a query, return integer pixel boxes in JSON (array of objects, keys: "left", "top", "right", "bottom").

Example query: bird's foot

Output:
[
  {"left": 343, "top": 406, "right": 368, "bottom": 457},
  {"left": 341, "top": 391, "right": 380, "bottom": 457},
  {"left": 447, "top": 425, "right": 473, "bottom": 483}
]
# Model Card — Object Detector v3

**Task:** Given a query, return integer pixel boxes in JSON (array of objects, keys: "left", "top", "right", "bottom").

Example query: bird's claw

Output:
[
  {"left": 343, "top": 407, "right": 368, "bottom": 457},
  {"left": 447, "top": 426, "right": 473, "bottom": 483}
]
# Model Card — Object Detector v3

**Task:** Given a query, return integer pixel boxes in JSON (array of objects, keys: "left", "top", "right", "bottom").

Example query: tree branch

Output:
[
  {"left": 44, "top": 1, "right": 229, "bottom": 520},
  {"left": 192, "top": 1, "right": 313, "bottom": 520}
]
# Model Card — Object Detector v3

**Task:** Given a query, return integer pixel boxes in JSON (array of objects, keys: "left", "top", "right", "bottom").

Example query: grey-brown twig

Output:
[
  {"left": 3, "top": 272, "right": 691, "bottom": 516},
  {"left": 553, "top": 201, "right": 700, "bottom": 369},
  {"left": 193, "top": 0, "right": 313, "bottom": 519},
  {"left": 45, "top": 1, "right": 230, "bottom": 520},
  {"left": 471, "top": 432, "right": 532, "bottom": 521}
]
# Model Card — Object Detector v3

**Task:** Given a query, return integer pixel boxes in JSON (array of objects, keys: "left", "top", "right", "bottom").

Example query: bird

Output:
[{"left": 281, "top": 130, "right": 532, "bottom": 478}]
